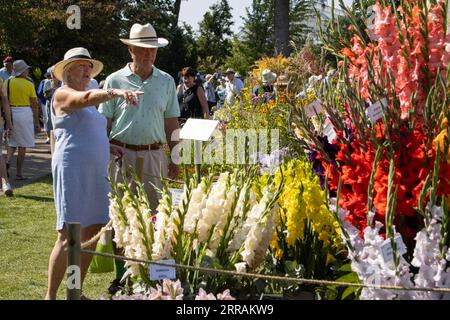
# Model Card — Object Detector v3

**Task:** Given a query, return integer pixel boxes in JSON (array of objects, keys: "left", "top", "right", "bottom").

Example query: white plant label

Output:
[
  {"left": 323, "top": 119, "right": 337, "bottom": 142},
  {"left": 150, "top": 259, "right": 176, "bottom": 281},
  {"left": 365, "top": 98, "right": 387, "bottom": 123},
  {"left": 381, "top": 234, "right": 407, "bottom": 263},
  {"left": 169, "top": 188, "right": 184, "bottom": 207}
]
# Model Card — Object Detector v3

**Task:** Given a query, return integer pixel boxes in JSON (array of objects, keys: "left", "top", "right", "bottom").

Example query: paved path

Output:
[{"left": 1, "top": 132, "right": 52, "bottom": 194}]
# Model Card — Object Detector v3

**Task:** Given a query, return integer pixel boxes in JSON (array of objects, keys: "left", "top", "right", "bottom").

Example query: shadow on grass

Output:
[
  {"left": 14, "top": 195, "right": 54, "bottom": 202},
  {"left": 13, "top": 174, "right": 53, "bottom": 189}
]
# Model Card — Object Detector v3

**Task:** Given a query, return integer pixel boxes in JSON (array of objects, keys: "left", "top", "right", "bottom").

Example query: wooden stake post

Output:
[{"left": 67, "top": 223, "right": 81, "bottom": 300}]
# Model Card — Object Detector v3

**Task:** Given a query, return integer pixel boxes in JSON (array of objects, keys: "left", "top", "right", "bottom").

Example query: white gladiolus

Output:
[
  {"left": 229, "top": 183, "right": 257, "bottom": 252},
  {"left": 109, "top": 168, "right": 283, "bottom": 286},
  {"left": 209, "top": 185, "right": 238, "bottom": 254},
  {"left": 241, "top": 187, "right": 278, "bottom": 269},
  {"left": 197, "top": 173, "right": 230, "bottom": 243},
  {"left": 184, "top": 179, "right": 209, "bottom": 234},
  {"left": 152, "top": 193, "right": 175, "bottom": 261},
  {"left": 108, "top": 187, "right": 156, "bottom": 277},
  {"left": 109, "top": 196, "right": 127, "bottom": 248},
  {"left": 411, "top": 211, "right": 450, "bottom": 300},
  {"left": 335, "top": 202, "right": 450, "bottom": 300}
]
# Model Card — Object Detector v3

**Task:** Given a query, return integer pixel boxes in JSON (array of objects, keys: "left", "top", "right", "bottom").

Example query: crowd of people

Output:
[{"left": 0, "top": 21, "right": 280, "bottom": 299}]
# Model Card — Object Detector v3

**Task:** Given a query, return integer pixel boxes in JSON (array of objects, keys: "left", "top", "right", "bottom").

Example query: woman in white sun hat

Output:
[
  {"left": 45, "top": 47, "right": 143, "bottom": 300},
  {"left": 252, "top": 69, "right": 277, "bottom": 103}
]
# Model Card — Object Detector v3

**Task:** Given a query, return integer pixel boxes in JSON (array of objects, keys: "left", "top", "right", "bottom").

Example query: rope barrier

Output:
[{"left": 81, "top": 249, "right": 450, "bottom": 294}]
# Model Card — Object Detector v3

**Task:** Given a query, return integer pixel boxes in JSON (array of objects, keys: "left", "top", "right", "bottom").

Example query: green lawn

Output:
[{"left": 0, "top": 175, "right": 113, "bottom": 300}]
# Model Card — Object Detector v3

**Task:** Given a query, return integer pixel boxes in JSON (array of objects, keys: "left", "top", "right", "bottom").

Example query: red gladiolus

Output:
[{"left": 319, "top": 123, "right": 450, "bottom": 243}]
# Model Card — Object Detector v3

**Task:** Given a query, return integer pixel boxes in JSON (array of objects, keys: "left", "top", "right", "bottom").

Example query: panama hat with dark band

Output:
[{"left": 120, "top": 23, "right": 168, "bottom": 48}]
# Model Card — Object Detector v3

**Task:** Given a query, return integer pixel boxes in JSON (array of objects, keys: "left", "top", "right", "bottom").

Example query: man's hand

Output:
[
  {"left": 168, "top": 162, "right": 179, "bottom": 180},
  {"left": 110, "top": 144, "right": 124, "bottom": 159}
]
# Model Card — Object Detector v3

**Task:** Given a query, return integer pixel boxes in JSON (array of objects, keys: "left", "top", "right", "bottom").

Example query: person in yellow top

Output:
[
  {"left": 4, "top": 60, "right": 41, "bottom": 180},
  {"left": 0, "top": 78, "right": 13, "bottom": 195}
]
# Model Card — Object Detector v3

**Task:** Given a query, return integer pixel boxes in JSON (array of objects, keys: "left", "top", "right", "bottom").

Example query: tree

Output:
[
  {"left": 290, "top": 0, "right": 314, "bottom": 47},
  {"left": 274, "top": 0, "right": 290, "bottom": 56},
  {"left": 225, "top": 36, "right": 257, "bottom": 76},
  {"left": 228, "top": 0, "right": 313, "bottom": 74},
  {"left": 173, "top": 0, "right": 182, "bottom": 23},
  {"left": 224, "top": 0, "right": 274, "bottom": 76},
  {"left": 196, "top": 0, "right": 234, "bottom": 72},
  {"left": 241, "top": 0, "right": 274, "bottom": 58},
  {"left": 0, "top": 0, "right": 197, "bottom": 80},
  {"left": 158, "top": 23, "right": 198, "bottom": 77}
]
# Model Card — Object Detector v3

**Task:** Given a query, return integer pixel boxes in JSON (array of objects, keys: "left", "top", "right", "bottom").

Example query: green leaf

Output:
[
  {"left": 338, "top": 263, "right": 353, "bottom": 272},
  {"left": 341, "top": 286, "right": 358, "bottom": 300},
  {"left": 335, "top": 272, "right": 360, "bottom": 283},
  {"left": 284, "top": 260, "right": 299, "bottom": 274}
]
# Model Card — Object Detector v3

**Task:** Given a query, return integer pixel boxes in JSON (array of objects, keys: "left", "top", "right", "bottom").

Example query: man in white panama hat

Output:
[
  {"left": 99, "top": 23, "right": 180, "bottom": 292},
  {"left": 224, "top": 68, "right": 244, "bottom": 105}
]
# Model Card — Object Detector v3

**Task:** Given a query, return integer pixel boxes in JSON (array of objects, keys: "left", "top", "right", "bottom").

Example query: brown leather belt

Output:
[{"left": 110, "top": 139, "right": 162, "bottom": 151}]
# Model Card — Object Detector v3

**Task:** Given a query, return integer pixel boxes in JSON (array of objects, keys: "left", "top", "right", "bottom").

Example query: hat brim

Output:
[
  {"left": 12, "top": 66, "right": 31, "bottom": 77},
  {"left": 53, "top": 58, "right": 104, "bottom": 82},
  {"left": 120, "top": 38, "right": 169, "bottom": 48},
  {"left": 262, "top": 72, "right": 277, "bottom": 84}
]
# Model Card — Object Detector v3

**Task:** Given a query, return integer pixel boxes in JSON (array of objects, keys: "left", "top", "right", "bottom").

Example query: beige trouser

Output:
[{"left": 110, "top": 147, "right": 167, "bottom": 211}]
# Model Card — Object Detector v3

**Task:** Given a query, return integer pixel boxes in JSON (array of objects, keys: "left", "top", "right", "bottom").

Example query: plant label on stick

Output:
[
  {"left": 169, "top": 188, "right": 184, "bottom": 206},
  {"left": 381, "top": 234, "right": 407, "bottom": 263},
  {"left": 150, "top": 259, "right": 176, "bottom": 281},
  {"left": 365, "top": 98, "right": 387, "bottom": 123},
  {"left": 323, "top": 118, "right": 337, "bottom": 142}
]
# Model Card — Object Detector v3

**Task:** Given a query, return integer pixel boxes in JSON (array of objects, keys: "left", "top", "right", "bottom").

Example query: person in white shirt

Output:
[{"left": 224, "top": 68, "right": 244, "bottom": 106}]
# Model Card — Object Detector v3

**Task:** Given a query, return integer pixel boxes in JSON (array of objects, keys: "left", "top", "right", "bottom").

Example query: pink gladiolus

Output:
[{"left": 341, "top": 1, "right": 450, "bottom": 122}]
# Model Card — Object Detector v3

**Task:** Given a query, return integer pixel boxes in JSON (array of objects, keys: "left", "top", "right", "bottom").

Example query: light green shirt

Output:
[{"left": 99, "top": 64, "right": 180, "bottom": 145}]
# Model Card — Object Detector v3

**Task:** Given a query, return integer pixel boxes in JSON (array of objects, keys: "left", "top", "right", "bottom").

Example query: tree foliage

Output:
[
  {"left": 227, "top": 0, "right": 314, "bottom": 76},
  {"left": 0, "top": 0, "right": 196, "bottom": 80},
  {"left": 196, "top": 0, "right": 234, "bottom": 73}
]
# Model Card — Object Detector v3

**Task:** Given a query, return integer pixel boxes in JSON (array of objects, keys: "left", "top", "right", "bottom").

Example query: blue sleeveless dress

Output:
[{"left": 51, "top": 91, "right": 110, "bottom": 230}]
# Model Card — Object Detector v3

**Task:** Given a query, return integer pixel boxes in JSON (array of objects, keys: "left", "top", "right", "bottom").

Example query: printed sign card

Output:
[
  {"left": 150, "top": 259, "right": 176, "bottom": 280},
  {"left": 365, "top": 98, "right": 387, "bottom": 123},
  {"left": 169, "top": 188, "right": 184, "bottom": 206},
  {"left": 323, "top": 118, "right": 337, "bottom": 142},
  {"left": 180, "top": 119, "right": 220, "bottom": 141}
]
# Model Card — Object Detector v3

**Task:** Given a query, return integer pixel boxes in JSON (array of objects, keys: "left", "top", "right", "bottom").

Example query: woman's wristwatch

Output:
[{"left": 107, "top": 88, "right": 115, "bottom": 98}]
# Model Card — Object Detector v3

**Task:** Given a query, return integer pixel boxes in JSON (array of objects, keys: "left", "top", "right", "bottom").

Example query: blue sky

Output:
[
  {"left": 178, "top": 0, "right": 252, "bottom": 34},
  {"left": 178, "top": 0, "right": 354, "bottom": 34}
]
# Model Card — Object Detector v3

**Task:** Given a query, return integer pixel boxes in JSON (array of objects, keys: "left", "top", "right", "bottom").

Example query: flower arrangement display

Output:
[
  {"left": 271, "top": 158, "right": 342, "bottom": 258},
  {"left": 108, "top": 166, "right": 284, "bottom": 296},
  {"left": 290, "top": 0, "right": 450, "bottom": 299}
]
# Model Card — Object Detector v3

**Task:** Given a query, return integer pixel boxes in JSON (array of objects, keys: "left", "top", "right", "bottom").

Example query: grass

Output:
[{"left": 0, "top": 175, "right": 113, "bottom": 300}]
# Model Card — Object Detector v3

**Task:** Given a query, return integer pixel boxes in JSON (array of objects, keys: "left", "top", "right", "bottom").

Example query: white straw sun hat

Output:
[
  {"left": 120, "top": 23, "right": 169, "bottom": 48},
  {"left": 261, "top": 69, "right": 277, "bottom": 84},
  {"left": 53, "top": 47, "right": 103, "bottom": 82},
  {"left": 12, "top": 60, "right": 31, "bottom": 77}
]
